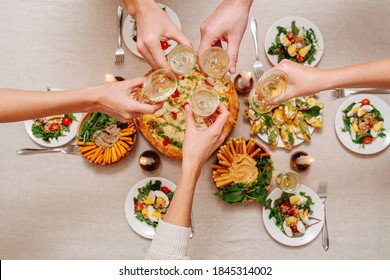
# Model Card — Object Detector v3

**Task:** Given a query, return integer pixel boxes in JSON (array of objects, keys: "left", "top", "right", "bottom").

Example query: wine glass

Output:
[
  {"left": 249, "top": 68, "right": 290, "bottom": 114},
  {"left": 199, "top": 47, "right": 230, "bottom": 85},
  {"left": 130, "top": 68, "right": 177, "bottom": 103},
  {"left": 190, "top": 85, "right": 220, "bottom": 126},
  {"left": 274, "top": 170, "right": 301, "bottom": 193},
  {"left": 167, "top": 45, "right": 197, "bottom": 76}
]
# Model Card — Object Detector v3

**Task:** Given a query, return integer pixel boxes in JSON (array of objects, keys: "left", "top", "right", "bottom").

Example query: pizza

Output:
[{"left": 137, "top": 65, "right": 239, "bottom": 159}]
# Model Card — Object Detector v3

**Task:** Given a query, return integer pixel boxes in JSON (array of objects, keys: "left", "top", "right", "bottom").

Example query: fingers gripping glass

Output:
[
  {"left": 190, "top": 85, "right": 220, "bottom": 126},
  {"left": 129, "top": 69, "right": 177, "bottom": 103}
]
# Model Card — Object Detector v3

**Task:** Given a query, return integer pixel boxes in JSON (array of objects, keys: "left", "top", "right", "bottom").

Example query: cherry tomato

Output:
[
  {"left": 290, "top": 226, "right": 298, "bottom": 233},
  {"left": 286, "top": 33, "right": 295, "bottom": 44},
  {"left": 134, "top": 201, "right": 144, "bottom": 211},
  {"left": 161, "top": 41, "right": 169, "bottom": 50},
  {"left": 148, "top": 122, "right": 156, "bottom": 129},
  {"left": 296, "top": 54, "right": 304, "bottom": 63},
  {"left": 288, "top": 208, "right": 298, "bottom": 217},
  {"left": 362, "top": 136, "right": 373, "bottom": 144},
  {"left": 171, "top": 89, "right": 179, "bottom": 98},
  {"left": 61, "top": 116, "right": 72, "bottom": 126},
  {"left": 180, "top": 101, "right": 189, "bottom": 109},
  {"left": 50, "top": 123, "right": 60, "bottom": 131},
  {"left": 162, "top": 137, "right": 170, "bottom": 146},
  {"left": 171, "top": 112, "right": 177, "bottom": 120},
  {"left": 161, "top": 186, "right": 170, "bottom": 194},
  {"left": 279, "top": 203, "right": 291, "bottom": 214},
  {"left": 361, "top": 98, "right": 370, "bottom": 106}
]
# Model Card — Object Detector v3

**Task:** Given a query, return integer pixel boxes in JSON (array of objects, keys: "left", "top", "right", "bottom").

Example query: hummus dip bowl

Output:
[
  {"left": 76, "top": 113, "right": 137, "bottom": 165},
  {"left": 212, "top": 137, "right": 274, "bottom": 203}
]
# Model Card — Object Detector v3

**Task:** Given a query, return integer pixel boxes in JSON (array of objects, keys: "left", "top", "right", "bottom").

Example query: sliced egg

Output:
[
  {"left": 297, "top": 221, "right": 306, "bottom": 234},
  {"left": 283, "top": 220, "right": 293, "bottom": 237},
  {"left": 143, "top": 191, "right": 156, "bottom": 205},
  {"left": 289, "top": 195, "right": 307, "bottom": 205},
  {"left": 371, "top": 122, "right": 384, "bottom": 138},
  {"left": 280, "top": 33, "right": 289, "bottom": 46},
  {"left": 154, "top": 190, "right": 170, "bottom": 207},
  {"left": 141, "top": 208, "right": 149, "bottom": 219},
  {"left": 357, "top": 105, "right": 374, "bottom": 117},
  {"left": 298, "top": 44, "right": 311, "bottom": 58},
  {"left": 299, "top": 209, "right": 310, "bottom": 225},
  {"left": 287, "top": 45, "right": 298, "bottom": 57},
  {"left": 347, "top": 103, "right": 362, "bottom": 117},
  {"left": 147, "top": 205, "right": 158, "bottom": 222},
  {"left": 350, "top": 124, "right": 357, "bottom": 140}
]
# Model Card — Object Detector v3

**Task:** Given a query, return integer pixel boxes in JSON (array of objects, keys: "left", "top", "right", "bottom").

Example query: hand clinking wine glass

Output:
[
  {"left": 190, "top": 84, "right": 220, "bottom": 127},
  {"left": 199, "top": 46, "right": 230, "bottom": 86},
  {"left": 129, "top": 68, "right": 177, "bottom": 103}
]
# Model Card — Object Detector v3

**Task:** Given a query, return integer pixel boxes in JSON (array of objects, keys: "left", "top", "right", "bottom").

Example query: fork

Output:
[
  {"left": 250, "top": 17, "right": 264, "bottom": 81},
  {"left": 317, "top": 181, "right": 329, "bottom": 251},
  {"left": 332, "top": 88, "right": 390, "bottom": 98},
  {"left": 115, "top": 5, "right": 125, "bottom": 65},
  {"left": 16, "top": 145, "right": 79, "bottom": 155}
]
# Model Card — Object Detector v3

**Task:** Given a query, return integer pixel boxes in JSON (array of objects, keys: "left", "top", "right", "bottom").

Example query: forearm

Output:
[
  {"left": 162, "top": 161, "right": 202, "bottom": 228},
  {"left": 0, "top": 88, "right": 96, "bottom": 122},
  {"left": 321, "top": 58, "right": 390, "bottom": 90},
  {"left": 223, "top": 0, "right": 253, "bottom": 10},
  {"left": 122, "top": 0, "right": 157, "bottom": 18}
]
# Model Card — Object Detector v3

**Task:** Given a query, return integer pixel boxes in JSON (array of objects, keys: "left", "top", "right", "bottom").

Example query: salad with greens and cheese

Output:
[
  {"left": 341, "top": 98, "right": 386, "bottom": 147},
  {"left": 267, "top": 20, "right": 319, "bottom": 65},
  {"left": 133, "top": 180, "right": 174, "bottom": 228}
]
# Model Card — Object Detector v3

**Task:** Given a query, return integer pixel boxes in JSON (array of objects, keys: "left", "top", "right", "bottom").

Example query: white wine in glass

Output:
[
  {"left": 200, "top": 47, "right": 229, "bottom": 85},
  {"left": 250, "top": 69, "right": 290, "bottom": 113},
  {"left": 141, "top": 69, "right": 177, "bottom": 103},
  {"left": 167, "top": 45, "right": 197, "bottom": 76},
  {"left": 275, "top": 171, "right": 301, "bottom": 193},
  {"left": 190, "top": 85, "right": 220, "bottom": 118}
]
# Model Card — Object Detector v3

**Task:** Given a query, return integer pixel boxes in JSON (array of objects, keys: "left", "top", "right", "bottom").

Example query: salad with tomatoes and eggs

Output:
[
  {"left": 268, "top": 20, "right": 318, "bottom": 65},
  {"left": 265, "top": 192, "right": 319, "bottom": 238},
  {"left": 133, "top": 180, "right": 174, "bottom": 227},
  {"left": 31, "top": 114, "right": 77, "bottom": 142},
  {"left": 341, "top": 98, "right": 386, "bottom": 146}
]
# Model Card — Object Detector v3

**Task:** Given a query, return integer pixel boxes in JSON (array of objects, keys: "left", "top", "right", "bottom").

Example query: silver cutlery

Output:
[
  {"left": 115, "top": 5, "right": 125, "bottom": 65},
  {"left": 16, "top": 145, "right": 79, "bottom": 155},
  {"left": 250, "top": 17, "right": 264, "bottom": 81},
  {"left": 317, "top": 181, "right": 329, "bottom": 251},
  {"left": 332, "top": 88, "right": 390, "bottom": 98}
]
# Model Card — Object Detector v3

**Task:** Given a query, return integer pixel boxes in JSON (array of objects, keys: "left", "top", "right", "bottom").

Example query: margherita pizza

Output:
[{"left": 137, "top": 65, "right": 239, "bottom": 159}]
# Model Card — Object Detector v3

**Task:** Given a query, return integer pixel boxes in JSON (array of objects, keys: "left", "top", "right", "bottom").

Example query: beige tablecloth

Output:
[{"left": 0, "top": 0, "right": 389, "bottom": 260}]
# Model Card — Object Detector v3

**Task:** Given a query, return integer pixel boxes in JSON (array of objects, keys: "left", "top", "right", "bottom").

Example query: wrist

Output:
[
  {"left": 76, "top": 87, "right": 100, "bottom": 113},
  {"left": 131, "top": 0, "right": 159, "bottom": 19},
  {"left": 224, "top": 0, "right": 253, "bottom": 9}
]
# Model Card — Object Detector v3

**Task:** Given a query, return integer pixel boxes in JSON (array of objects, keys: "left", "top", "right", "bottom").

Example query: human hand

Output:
[
  {"left": 182, "top": 104, "right": 230, "bottom": 170},
  {"left": 132, "top": 1, "right": 192, "bottom": 70},
  {"left": 92, "top": 77, "right": 163, "bottom": 122},
  {"left": 265, "top": 59, "right": 325, "bottom": 106},
  {"left": 198, "top": 0, "right": 252, "bottom": 74}
]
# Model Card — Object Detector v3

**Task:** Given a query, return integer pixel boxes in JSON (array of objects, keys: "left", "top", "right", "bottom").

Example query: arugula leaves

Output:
[
  {"left": 302, "top": 106, "right": 321, "bottom": 117},
  {"left": 77, "top": 112, "right": 121, "bottom": 143}
]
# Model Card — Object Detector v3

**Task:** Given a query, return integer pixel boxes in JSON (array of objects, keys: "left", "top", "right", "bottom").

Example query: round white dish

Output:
[
  {"left": 124, "top": 177, "right": 176, "bottom": 239},
  {"left": 335, "top": 94, "right": 390, "bottom": 155},
  {"left": 262, "top": 184, "right": 324, "bottom": 246},
  {"left": 264, "top": 16, "right": 324, "bottom": 67}
]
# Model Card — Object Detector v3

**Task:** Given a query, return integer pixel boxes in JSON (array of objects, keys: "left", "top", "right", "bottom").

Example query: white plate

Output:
[
  {"left": 335, "top": 94, "right": 390, "bottom": 155},
  {"left": 124, "top": 177, "right": 176, "bottom": 239},
  {"left": 264, "top": 16, "right": 324, "bottom": 67},
  {"left": 262, "top": 184, "right": 324, "bottom": 246},
  {"left": 122, "top": 3, "right": 181, "bottom": 58},
  {"left": 24, "top": 89, "right": 82, "bottom": 148}
]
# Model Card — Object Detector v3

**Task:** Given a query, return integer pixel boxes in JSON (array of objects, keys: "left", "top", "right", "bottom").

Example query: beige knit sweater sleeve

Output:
[{"left": 145, "top": 220, "right": 192, "bottom": 260}]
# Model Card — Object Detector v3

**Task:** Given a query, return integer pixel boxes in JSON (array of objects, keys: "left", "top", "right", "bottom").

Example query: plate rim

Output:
[
  {"left": 124, "top": 176, "right": 176, "bottom": 239},
  {"left": 334, "top": 94, "right": 390, "bottom": 155},
  {"left": 262, "top": 184, "right": 324, "bottom": 246},
  {"left": 264, "top": 15, "right": 324, "bottom": 67},
  {"left": 122, "top": 3, "right": 182, "bottom": 58}
]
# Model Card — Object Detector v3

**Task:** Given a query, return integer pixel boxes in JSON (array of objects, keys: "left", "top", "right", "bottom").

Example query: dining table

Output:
[{"left": 1, "top": 0, "right": 389, "bottom": 260}]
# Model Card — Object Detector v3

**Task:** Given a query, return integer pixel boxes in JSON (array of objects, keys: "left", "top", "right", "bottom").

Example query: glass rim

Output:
[{"left": 199, "top": 46, "right": 230, "bottom": 77}]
